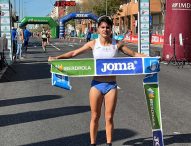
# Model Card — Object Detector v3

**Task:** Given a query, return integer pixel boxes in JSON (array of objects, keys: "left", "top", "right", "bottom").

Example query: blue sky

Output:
[{"left": 10, "top": 0, "right": 56, "bottom": 18}]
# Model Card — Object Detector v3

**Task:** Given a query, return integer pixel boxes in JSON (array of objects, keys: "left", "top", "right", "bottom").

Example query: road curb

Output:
[
  {"left": 0, "top": 66, "right": 9, "bottom": 82},
  {"left": 0, "top": 62, "right": 16, "bottom": 82}
]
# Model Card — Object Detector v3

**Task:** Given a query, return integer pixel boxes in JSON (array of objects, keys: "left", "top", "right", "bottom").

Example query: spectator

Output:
[
  {"left": 2, "top": 33, "right": 8, "bottom": 50},
  {"left": 46, "top": 29, "right": 51, "bottom": 44},
  {"left": 86, "top": 30, "right": 92, "bottom": 42},
  {"left": 16, "top": 28, "right": 24, "bottom": 60},
  {"left": 11, "top": 27, "right": 17, "bottom": 58},
  {"left": 23, "top": 27, "right": 31, "bottom": 52}
]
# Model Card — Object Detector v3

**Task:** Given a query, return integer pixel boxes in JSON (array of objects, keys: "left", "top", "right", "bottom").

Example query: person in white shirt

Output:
[
  {"left": 41, "top": 27, "right": 48, "bottom": 52},
  {"left": 48, "top": 16, "right": 146, "bottom": 146},
  {"left": 16, "top": 28, "right": 24, "bottom": 60}
]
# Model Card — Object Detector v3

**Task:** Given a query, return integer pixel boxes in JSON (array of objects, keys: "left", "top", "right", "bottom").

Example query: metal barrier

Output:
[
  {"left": 0, "top": 37, "right": 8, "bottom": 70},
  {"left": 0, "top": 37, "right": 16, "bottom": 81}
]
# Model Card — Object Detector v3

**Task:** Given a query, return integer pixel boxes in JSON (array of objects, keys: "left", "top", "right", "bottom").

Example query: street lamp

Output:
[
  {"left": 106, "top": 0, "right": 107, "bottom": 15},
  {"left": 19, "top": 0, "right": 20, "bottom": 20},
  {"left": 22, "top": 0, "right": 23, "bottom": 19}
]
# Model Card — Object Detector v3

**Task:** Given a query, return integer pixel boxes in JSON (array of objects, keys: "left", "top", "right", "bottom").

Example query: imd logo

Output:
[{"left": 172, "top": 3, "right": 191, "bottom": 10}]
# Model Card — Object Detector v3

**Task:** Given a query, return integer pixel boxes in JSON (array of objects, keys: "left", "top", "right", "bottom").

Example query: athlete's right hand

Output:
[{"left": 48, "top": 56, "right": 57, "bottom": 62}]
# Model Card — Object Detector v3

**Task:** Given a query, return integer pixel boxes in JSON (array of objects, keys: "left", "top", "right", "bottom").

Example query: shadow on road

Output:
[
  {"left": 0, "top": 95, "right": 63, "bottom": 107},
  {"left": 22, "top": 129, "right": 137, "bottom": 146},
  {"left": 123, "top": 133, "right": 191, "bottom": 146},
  {"left": 0, "top": 106, "right": 90, "bottom": 127},
  {"left": 0, "top": 62, "right": 50, "bottom": 82},
  {"left": 26, "top": 51, "right": 45, "bottom": 54}
]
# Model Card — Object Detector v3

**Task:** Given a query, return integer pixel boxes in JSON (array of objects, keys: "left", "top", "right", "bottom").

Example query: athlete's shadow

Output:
[
  {"left": 22, "top": 129, "right": 137, "bottom": 146},
  {"left": 0, "top": 95, "right": 62, "bottom": 107},
  {"left": 0, "top": 106, "right": 90, "bottom": 127},
  {"left": 1, "top": 63, "right": 50, "bottom": 82},
  {"left": 123, "top": 133, "right": 191, "bottom": 145}
]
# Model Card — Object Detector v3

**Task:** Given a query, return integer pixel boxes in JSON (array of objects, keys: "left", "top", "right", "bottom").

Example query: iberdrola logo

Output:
[
  {"left": 55, "top": 64, "right": 92, "bottom": 71},
  {"left": 55, "top": 64, "right": 63, "bottom": 72},
  {"left": 58, "top": 64, "right": 63, "bottom": 71},
  {"left": 147, "top": 88, "right": 155, "bottom": 99}
]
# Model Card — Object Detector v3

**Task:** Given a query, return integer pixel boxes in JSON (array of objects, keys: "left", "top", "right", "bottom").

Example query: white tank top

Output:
[{"left": 93, "top": 38, "right": 118, "bottom": 59}]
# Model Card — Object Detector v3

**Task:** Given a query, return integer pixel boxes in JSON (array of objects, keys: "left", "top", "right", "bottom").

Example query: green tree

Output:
[
  {"left": 65, "top": 20, "right": 75, "bottom": 27},
  {"left": 66, "top": 0, "right": 97, "bottom": 14},
  {"left": 79, "top": 0, "right": 97, "bottom": 13},
  {"left": 93, "top": 0, "right": 122, "bottom": 16}
]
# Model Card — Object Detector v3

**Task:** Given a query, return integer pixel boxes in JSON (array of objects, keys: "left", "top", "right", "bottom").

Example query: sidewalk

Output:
[
  {"left": 0, "top": 66, "right": 8, "bottom": 82},
  {"left": 0, "top": 62, "right": 17, "bottom": 82},
  {"left": 0, "top": 56, "right": 24, "bottom": 82},
  {"left": 124, "top": 41, "right": 163, "bottom": 48}
]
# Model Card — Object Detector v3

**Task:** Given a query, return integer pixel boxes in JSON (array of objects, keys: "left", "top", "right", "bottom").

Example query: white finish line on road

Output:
[{"left": 50, "top": 44, "right": 61, "bottom": 50}]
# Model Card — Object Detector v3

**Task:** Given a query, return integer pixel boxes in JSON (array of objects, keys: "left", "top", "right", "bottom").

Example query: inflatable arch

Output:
[
  {"left": 59, "top": 12, "right": 98, "bottom": 38},
  {"left": 19, "top": 17, "right": 59, "bottom": 38}
]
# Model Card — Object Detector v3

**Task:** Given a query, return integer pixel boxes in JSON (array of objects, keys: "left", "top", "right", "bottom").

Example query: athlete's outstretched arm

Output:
[
  {"left": 118, "top": 42, "right": 147, "bottom": 57},
  {"left": 48, "top": 41, "right": 94, "bottom": 61}
]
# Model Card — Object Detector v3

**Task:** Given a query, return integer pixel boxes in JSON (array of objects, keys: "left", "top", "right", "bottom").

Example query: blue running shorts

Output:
[{"left": 91, "top": 80, "right": 117, "bottom": 95}]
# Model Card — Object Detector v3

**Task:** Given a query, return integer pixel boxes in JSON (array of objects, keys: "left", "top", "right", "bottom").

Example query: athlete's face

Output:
[{"left": 98, "top": 22, "right": 112, "bottom": 38}]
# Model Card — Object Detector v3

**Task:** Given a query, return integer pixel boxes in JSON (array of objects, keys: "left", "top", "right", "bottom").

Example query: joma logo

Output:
[
  {"left": 101, "top": 62, "right": 136, "bottom": 72},
  {"left": 76, "top": 14, "right": 88, "bottom": 17}
]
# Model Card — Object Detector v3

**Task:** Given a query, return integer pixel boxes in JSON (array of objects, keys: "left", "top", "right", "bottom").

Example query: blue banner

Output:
[
  {"left": 144, "top": 57, "right": 160, "bottom": 73},
  {"left": 96, "top": 58, "right": 143, "bottom": 75},
  {"left": 52, "top": 73, "right": 72, "bottom": 90},
  {"left": 50, "top": 57, "right": 160, "bottom": 76},
  {"left": 144, "top": 73, "right": 158, "bottom": 83},
  {"left": 153, "top": 130, "right": 164, "bottom": 146}
]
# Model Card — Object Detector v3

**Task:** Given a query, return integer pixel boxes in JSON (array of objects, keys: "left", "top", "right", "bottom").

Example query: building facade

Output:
[
  {"left": 50, "top": 0, "right": 66, "bottom": 20},
  {"left": 113, "top": 0, "right": 163, "bottom": 35}
]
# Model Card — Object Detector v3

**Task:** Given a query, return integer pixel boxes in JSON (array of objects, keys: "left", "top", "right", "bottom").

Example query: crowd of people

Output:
[
  {"left": 11, "top": 26, "right": 51, "bottom": 60},
  {"left": 11, "top": 26, "right": 32, "bottom": 61},
  {"left": 10, "top": 23, "right": 133, "bottom": 62}
]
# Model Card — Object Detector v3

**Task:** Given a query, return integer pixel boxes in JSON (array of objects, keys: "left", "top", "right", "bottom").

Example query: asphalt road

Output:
[{"left": 0, "top": 37, "right": 191, "bottom": 146}]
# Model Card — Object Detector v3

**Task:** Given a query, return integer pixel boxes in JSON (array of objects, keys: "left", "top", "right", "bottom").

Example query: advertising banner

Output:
[
  {"left": 0, "top": 0, "right": 12, "bottom": 62},
  {"left": 49, "top": 57, "right": 164, "bottom": 146},
  {"left": 52, "top": 73, "right": 72, "bottom": 90},
  {"left": 153, "top": 129, "right": 164, "bottom": 146},
  {"left": 144, "top": 83, "right": 161, "bottom": 129},
  {"left": 163, "top": 0, "right": 191, "bottom": 61},
  {"left": 138, "top": 0, "right": 150, "bottom": 55},
  {"left": 96, "top": 58, "right": 143, "bottom": 75},
  {"left": 50, "top": 57, "right": 160, "bottom": 76},
  {"left": 143, "top": 73, "right": 164, "bottom": 146},
  {"left": 50, "top": 58, "right": 95, "bottom": 76}
]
